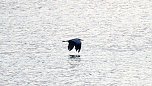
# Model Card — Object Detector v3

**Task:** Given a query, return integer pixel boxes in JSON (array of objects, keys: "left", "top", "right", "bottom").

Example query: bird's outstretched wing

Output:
[
  {"left": 75, "top": 43, "right": 81, "bottom": 52},
  {"left": 72, "top": 39, "right": 81, "bottom": 52},
  {"left": 68, "top": 41, "right": 75, "bottom": 51}
]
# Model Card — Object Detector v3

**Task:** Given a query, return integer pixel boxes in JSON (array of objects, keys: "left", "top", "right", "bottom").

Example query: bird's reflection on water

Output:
[
  {"left": 69, "top": 55, "right": 80, "bottom": 58},
  {"left": 67, "top": 55, "right": 81, "bottom": 68}
]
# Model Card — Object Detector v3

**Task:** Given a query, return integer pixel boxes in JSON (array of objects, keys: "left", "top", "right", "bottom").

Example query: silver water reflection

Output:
[
  {"left": 68, "top": 55, "right": 81, "bottom": 69},
  {"left": 1, "top": 0, "right": 152, "bottom": 86}
]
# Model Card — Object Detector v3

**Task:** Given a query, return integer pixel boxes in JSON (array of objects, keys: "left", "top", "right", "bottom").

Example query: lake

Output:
[{"left": 0, "top": 0, "right": 152, "bottom": 86}]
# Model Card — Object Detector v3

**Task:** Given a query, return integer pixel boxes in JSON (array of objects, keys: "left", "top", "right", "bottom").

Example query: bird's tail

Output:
[{"left": 62, "top": 40, "right": 68, "bottom": 42}]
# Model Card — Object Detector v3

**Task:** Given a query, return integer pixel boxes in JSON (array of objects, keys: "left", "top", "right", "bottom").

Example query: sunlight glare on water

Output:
[{"left": 0, "top": 0, "right": 152, "bottom": 86}]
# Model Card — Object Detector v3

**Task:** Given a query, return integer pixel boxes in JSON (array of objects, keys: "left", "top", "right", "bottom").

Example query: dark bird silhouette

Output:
[{"left": 62, "top": 38, "right": 83, "bottom": 52}]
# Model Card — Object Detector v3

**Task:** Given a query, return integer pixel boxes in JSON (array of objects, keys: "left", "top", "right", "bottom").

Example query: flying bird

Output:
[{"left": 62, "top": 38, "right": 83, "bottom": 52}]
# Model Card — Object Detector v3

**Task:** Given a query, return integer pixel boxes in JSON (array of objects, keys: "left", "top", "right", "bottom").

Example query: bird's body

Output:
[{"left": 63, "top": 38, "right": 83, "bottom": 52}]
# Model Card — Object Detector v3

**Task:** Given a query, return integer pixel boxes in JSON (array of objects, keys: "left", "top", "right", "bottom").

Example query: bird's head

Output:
[{"left": 77, "top": 38, "right": 83, "bottom": 41}]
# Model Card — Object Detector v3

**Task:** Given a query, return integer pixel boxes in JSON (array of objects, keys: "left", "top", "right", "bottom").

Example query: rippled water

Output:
[{"left": 0, "top": 0, "right": 152, "bottom": 86}]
